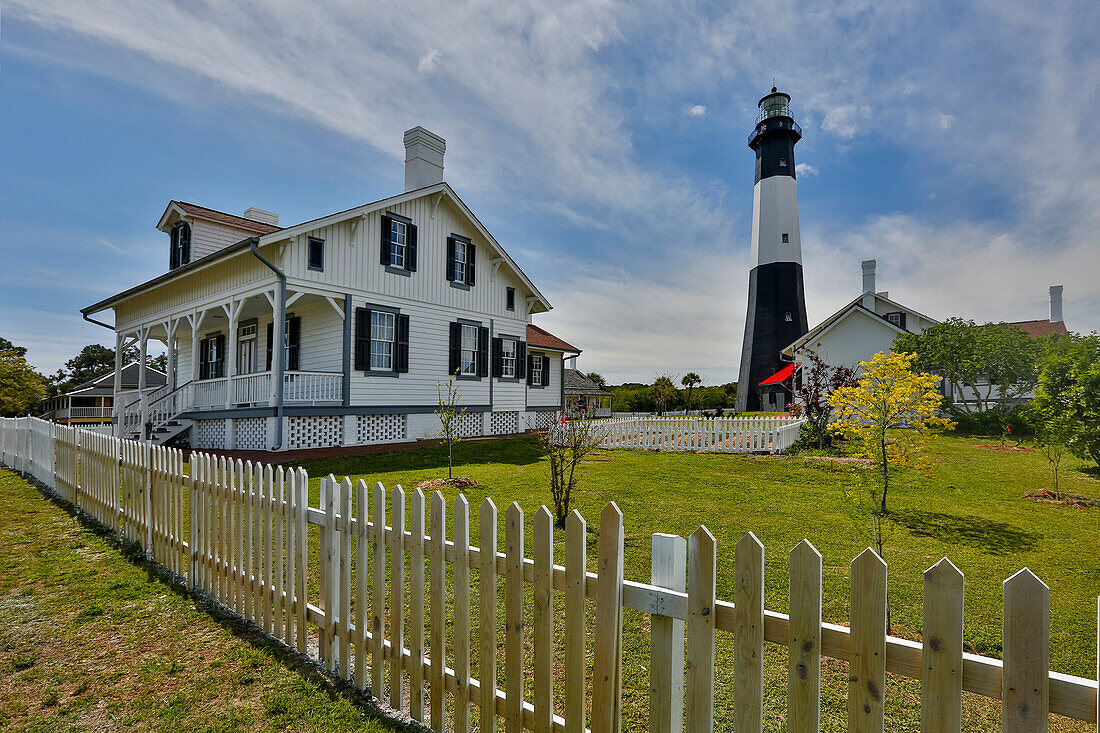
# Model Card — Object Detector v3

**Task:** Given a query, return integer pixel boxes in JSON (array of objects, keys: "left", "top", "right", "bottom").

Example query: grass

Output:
[
  {"left": 291, "top": 434, "right": 1100, "bottom": 732},
  {"left": 0, "top": 468, "right": 416, "bottom": 733}
]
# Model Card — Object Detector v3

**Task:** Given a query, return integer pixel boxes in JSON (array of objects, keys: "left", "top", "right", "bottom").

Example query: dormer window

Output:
[
  {"left": 169, "top": 222, "right": 192, "bottom": 270},
  {"left": 885, "top": 312, "right": 906, "bottom": 329}
]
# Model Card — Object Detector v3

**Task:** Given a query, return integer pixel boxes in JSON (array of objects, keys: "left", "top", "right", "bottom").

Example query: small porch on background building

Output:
[{"left": 115, "top": 283, "right": 347, "bottom": 442}]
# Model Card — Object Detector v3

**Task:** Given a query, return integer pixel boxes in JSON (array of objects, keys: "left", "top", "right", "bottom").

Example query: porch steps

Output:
[{"left": 150, "top": 418, "right": 192, "bottom": 446}]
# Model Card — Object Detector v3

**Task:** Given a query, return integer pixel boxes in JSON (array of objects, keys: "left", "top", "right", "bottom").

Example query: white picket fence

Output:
[
  {"left": 589, "top": 414, "right": 804, "bottom": 453},
  {"left": 1, "top": 415, "right": 1098, "bottom": 731}
]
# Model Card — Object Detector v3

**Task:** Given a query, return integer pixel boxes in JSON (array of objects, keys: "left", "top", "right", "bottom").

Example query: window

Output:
[
  {"left": 308, "top": 237, "right": 325, "bottom": 271},
  {"left": 785, "top": 312, "right": 793, "bottom": 322},
  {"left": 460, "top": 324, "right": 478, "bottom": 375},
  {"left": 370, "top": 311, "right": 395, "bottom": 370},
  {"left": 530, "top": 354, "right": 543, "bottom": 385},
  {"left": 506, "top": 287, "right": 515, "bottom": 311},
  {"left": 447, "top": 236, "right": 476, "bottom": 286},
  {"left": 354, "top": 308, "right": 409, "bottom": 373},
  {"left": 782, "top": 233, "right": 789, "bottom": 243},
  {"left": 169, "top": 222, "right": 191, "bottom": 270},
  {"left": 390, "top": 221, "right": 407, "bottom": 268},
  {"left": 265, "top": 316, "right": 300, "bottom": 371},
  {"left": 501, "top": 339, "right": 517, "bottom": 377},
  {"left": 199, "top": 334, "right": 225, "bottom": 380},
  {"left": 779, "top": 157, "right": 787, "bottom": 167},
  {"left": 886, "top": 312, "right": 906, "bottom": 329},
  {"left": 237, "top": 322, "right": 257, "bottom": 374}
]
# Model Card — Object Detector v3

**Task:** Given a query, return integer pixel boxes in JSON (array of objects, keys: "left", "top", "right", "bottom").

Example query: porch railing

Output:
[
  {"left": 65, "top": 407, "right": 114, "bottom": 419},
  {"left": 282, "top": 371, "right": 342, "bottom": 403}
]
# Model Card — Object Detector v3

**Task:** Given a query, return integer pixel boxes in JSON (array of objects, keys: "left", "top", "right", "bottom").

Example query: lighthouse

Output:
[{"left": 735, "top": 88, "right": 809, "bottom": 412}]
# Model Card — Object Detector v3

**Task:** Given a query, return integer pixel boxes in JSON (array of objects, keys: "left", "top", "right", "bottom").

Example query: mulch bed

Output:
[
  {"left": 975, "top": 444, "right": 1038, "bottom": 453},
  {"left": 1023, "top": 489, "right": 1100, "bottom": 509},
  {"left": 414, "top": 477, "right": 481, "bottom": 491}
]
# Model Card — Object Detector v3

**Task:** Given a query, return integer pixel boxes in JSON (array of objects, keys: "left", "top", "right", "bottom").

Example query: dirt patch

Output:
[
  {"left": 413, "top": 477, "right": 482, "bottom": 491},
  {"left": 1023, "top": 489, "right": 1100, "bottom": 508},
  {"left": 975, "top": 444, "right": 1038, "bottom": 453},
  {"left": 805, "top": 456, "right": 873, "bottom": 467}
]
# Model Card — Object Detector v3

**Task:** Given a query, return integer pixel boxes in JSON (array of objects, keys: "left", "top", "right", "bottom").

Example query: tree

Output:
[
  {"left": 1030, "top": 333, "right": 1100, "bottom": 471},
  {"left": 0, "top": 350, "right": 47, "bottom": 417},
  {"left": 435, "top": 372, "right": 468, "bottom": 480},
  {"left": 791, "top": 351, "right": 857, "bottom": 447},
  {"left": 537, "top": 416, "right": 600, "bottom": 528},
  {"left": 648, "top": 375, "right": 677, "bottom": 415},
  {"left": 585, "top": 372, "right": 607, "bottom": 390},
  {"left": 681, "top": 372, "right": 702, "bottom": 411},
  {"left": 0, "top": 337, "right": 28, "bottom": 358},
  {"left": 48, "top": 343, "right": 168, "bottom": 397},
  {"left": 829, "top": 351, "right": 954, "bottom": 513}
]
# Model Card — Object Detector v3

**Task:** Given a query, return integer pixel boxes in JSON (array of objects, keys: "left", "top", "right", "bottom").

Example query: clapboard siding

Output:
[
  {"left": 190, "top": 220, "right": 258, "bottom": 260},
  {"left": 526, "top": 351, "right": 563, "bottom": 407}
]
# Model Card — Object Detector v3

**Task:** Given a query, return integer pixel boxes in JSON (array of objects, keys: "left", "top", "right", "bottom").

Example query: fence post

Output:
[
  {"left": 788, "top": 540, "right": 822, "bottom": 733},
  {"left": 921, "top": 558, "right": 963, "bottom": 733},
  {"left": 1002, "top": 568, "right": 1050, "bottom": 732},
  {"left": 649, "top": 533, "right": 686, "bottom": 733},
  {"left": 592, "top": 502, "right": 625, "bottom": 733}
]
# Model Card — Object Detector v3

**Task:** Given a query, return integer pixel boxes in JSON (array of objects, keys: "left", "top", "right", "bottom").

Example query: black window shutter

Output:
[
  {"left": 542, "top": 355, "right": 551, "bottom": 386},
  {"left": 517, "top": 342, "right": 527, "bottom": 380},
  {"left": 448, "top": 322, "right": 461, "bottom": 375},
  {"left": 287, "top": 316, "right": 301, "bottom": 371},
  {"left": 446, "top": 237, "right": 456, "bottom": 282},
  {"left": 406, "top": 225, "right": 417, "bottom": 272},
  {"left": 214, "top": 334, "right": 226, "bottom": 378},
  {"left": 477, "top": 327, "right": 489, "bottom": 377},
  {"left": 899, "top": 312, "right": 907, "bottom": 330},
  {"left": 395, "top": 314, "right": 410, "bottom": 373},
  {"left": 199, "top": 337, "right": 209, "bottom": 380},
  {"left": 265, "top": 323, "right": 273, "bottom": 371},
  {"left": 492, "top": 337, "right": 503, "bottom": 378},
  {"left": 466, "top": 243, "right": 476, "bottom": 285},
  {"left": 355, "top": 308, "right": 371, "bottom": 371},
  {"left": 170, "top": 227, "right": 179, "bottom": 270},
  {"left": 526, "top": 353, "right": 535, "bottom": 385},
  {"left": 180, "top": 224, "right": 191, "bottom": 265},
  {"left": 380, "top": 215, "right": 392, "bottom": 266}
]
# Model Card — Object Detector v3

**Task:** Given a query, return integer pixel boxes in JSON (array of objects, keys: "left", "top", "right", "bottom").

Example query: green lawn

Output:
[
  {"left": 0, "top": 469, "right": 414, "bottom": 733},
  {"left": 293, "top": 435, "right": 1100, "bottom": 732}
]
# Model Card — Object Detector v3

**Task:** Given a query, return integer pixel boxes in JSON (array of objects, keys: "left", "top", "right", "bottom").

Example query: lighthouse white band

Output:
[{"left": 749, "top": 175, "right": 802, "bottom": 269}]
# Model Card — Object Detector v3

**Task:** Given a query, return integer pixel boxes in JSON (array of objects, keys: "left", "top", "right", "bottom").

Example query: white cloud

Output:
[
  {"left": 937, "top": 113, "right": 955, "bottom": 130},
  {"left": 417, "top": 49, "right": 441, "bottom": 74},
  {"left": 795, "top": 162, "right": 817, "bottom": 177},
  {"left": 684, "top": 104, "right": 706, "bottom": 117}
]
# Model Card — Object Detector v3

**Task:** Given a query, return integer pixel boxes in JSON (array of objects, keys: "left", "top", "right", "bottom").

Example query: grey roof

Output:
[
  {"left": 564, "top": 369, "right": 611, "bottom": 396},
  {"left": 68, "top": 361, "right": 166, "bottom": 395}
]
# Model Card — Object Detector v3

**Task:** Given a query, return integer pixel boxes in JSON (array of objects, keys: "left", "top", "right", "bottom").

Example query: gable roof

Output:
[
  {"left": 157, "top": 201, "right": 282, "bottom": 234},
  {"left": 1007, "top": 319, "right": 1069, "bottom": 338},
  {"left": 68, "top": 361, "right": 167, "bottom": 395},
  {"left": 564, "top": 369, "right": 610, "bottom": 396},
  {"left": 527, "top": 324, "right": 580, "bottom": 353},
  {"left": 781, "top": 292, "right": 932, "bottom": 358}
]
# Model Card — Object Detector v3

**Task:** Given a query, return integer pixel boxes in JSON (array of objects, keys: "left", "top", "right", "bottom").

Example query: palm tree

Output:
[{"left": 681, "top": 372, "right": 702, "bottom": 412}]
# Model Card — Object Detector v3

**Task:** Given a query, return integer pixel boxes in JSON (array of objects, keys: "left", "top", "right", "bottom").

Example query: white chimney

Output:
[
  {"left": 1049, "top": 285, "right": 1063, "bottom": 322},
  {"left": 861, "top": 259, "right": 877, "bottom": 310},
  {"left": 403, "top": 126, "right": 446, "bottom": 192},
  {"left": 243, "top": 207, "right": 278, "bottom": 226}
]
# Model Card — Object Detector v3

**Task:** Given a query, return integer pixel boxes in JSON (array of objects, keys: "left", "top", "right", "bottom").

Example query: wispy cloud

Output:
[
  {"left": 795, "top": 162, "right": 817, "bottom": 177},
  {"left": 417, "top": 49, "right": 441, "bottom": 74},
  {"left": 684, "top": 104, "right": 706, "bottom": 117}
]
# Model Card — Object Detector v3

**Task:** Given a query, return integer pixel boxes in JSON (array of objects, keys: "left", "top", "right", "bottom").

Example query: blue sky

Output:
[{"left": 2, "top": 1, "right": 1098, "bottom": 384}]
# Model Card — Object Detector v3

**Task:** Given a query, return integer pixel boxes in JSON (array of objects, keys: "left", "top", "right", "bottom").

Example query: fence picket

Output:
[
  {"left": 533, "top": 506, "right": 554, "bottom": 733},
  {"left": 849, "top": 548, "right": 888, "bottom": 733},
  {"left": 286, "top": 467, "right": 299, "bottom": 648},
  {"left": 373, "top": 482, "right": 388, "bottom": 696},
  {"left": 734, "top": 532, "right": 765, "bottom": 733},
  {"left": 320, "top": 475, "right": 335, "bottom": 671},
  {"left": 390, "top": 485, "right": 406, "bottom": 708},
  {"left": 650, "top": 533, "right": 686, "bottom": 733},
  {"left": 921, "top": 558, "right": 963, "bottom": 733},
  {"left": 505, "top": 501, "right": 524, "bottom": 733},
  {"left": 430, "top": 491, "right": 447, "bottom": 732},
  {"left": 340, "top": 476, "right": 353, "bottom": 679},
  {"left": 273, "top": 466, "right": 285, "bottom": 644},
  {"left": 410, "top": 489, "right": 427, "bottom": 722},
  {"left": 479, "top": 499, "right": 499, "bottom": 733},
  {"left": 565, "top": 510, "right": 588, "bottom": 733},
  {"left": 1002, "top": 569, "right": 1050, "bottom": 732},
  {"left": 295, "top": 468, "right": 308, "bottom": 655},
  {"left": 355, "top": 479, "right": 370, "bottom": 689},
  {"left": 592, "top": 502, "right": 625, "bottom": 733},
  {"left": 788, "top": 539, "right": 822, "bottom": 733},
  {"left": 686, "top": 526, "right": 717, "bottom": 733},
  {"left": 454, "top": 495, "right": 472, "bottom": 733}
]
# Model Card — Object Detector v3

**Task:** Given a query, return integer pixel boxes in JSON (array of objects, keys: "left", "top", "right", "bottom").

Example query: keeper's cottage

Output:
[{"left": 82, "top": 127, "right": 578, "bottom": 452}]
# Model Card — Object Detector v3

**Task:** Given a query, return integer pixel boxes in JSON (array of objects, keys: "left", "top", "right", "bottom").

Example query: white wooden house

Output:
[
  {"left": 81, "top": 127, "right": 579, "bottom": 452},
  {"left": 39, "top": 362, "right": 166, "bottom": 429}
]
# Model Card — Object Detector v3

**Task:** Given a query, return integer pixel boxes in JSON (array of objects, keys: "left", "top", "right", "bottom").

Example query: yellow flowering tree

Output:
[{"left": 829, "top": 351, "right": 954, "bottom": 514}]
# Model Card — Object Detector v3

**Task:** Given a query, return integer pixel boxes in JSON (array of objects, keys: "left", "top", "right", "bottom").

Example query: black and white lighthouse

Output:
[{"left": 735, "top": 88, "right": 809, "bottom": 412}]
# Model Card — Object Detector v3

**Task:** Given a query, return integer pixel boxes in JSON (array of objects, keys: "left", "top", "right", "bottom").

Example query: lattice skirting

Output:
[
  {"left": 490, "top": 411, "right": 519, "bottom": 435},
  {"left": 356, "top": 414, "right": 407, "bottom": 445},
  {"left": 287, "top": 416, "right": 343, "bottom": 450},
  {"left": 194, "top": 419, "right": 227, "bottom": 450},
  {"left": 235, "top": 418, "right": 268, "bottom": 450},
  {"left": 456, "top": 412, "right": 483, "bottom": 439},
  {"left": 535, "top": 411, "right": 559, "bottom": 429}
]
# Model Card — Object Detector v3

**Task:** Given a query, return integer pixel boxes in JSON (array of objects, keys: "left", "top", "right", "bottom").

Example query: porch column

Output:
[
  {"left": 113, "top": 331, "right": 124, "bottom": 436},
  {"left": 268, "top": 290, "right": 284, "bottom": 406},
  {"left": 167, "top": 318, "right": 179, "bottom": 392},
  {"left": 225, "top": 301, "right": 239, "bottom": 405},
  {"left": 190, "top": 311, "right": 202, "bottom": 385},
  {"left": 138, "top": 326, "right": 150, "bottom": 438}
]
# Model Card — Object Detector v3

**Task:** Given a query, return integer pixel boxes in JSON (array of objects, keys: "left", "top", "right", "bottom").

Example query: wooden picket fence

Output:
[
  {"left": 589, "top": 414, "right": 804, "bottom": 453},
  {"left": 1, "top": 415, "right": 1097, "bottom": 731}
]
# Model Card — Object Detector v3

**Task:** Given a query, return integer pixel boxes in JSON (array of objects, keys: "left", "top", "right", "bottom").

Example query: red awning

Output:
[{"left": 759, "top": 362, "right": 797, "bottom": 386}]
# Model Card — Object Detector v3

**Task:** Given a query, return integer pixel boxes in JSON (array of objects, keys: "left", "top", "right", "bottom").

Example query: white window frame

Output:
[
  {"left": 370, "top": 311, "right": 396, "bottom": 371},
  {"left": 237, "top": 322, "right": 257, "bottom": 374},
  {"left": 886, "top": 312, "right": 904, "bottom": 327},
  {"left": 501, "top": 339, "right": 517, "bottom": 378},
  {"left": 453, "top": 240, "right": 468, "bottom": 283},
  {"left": 390, "top": 220, "right": 407, "bottom": 269},
  {"left": 530, "top": 353, "right": 543, "bottom": 385},
  {"left": 460, "top": 323, "right": 478, "bottom": 375}
]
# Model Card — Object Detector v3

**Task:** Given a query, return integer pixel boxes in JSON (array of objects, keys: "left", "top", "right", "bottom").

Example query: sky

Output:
[{"left": 1, "top": 0, "right": 1098, "bottom": 385}]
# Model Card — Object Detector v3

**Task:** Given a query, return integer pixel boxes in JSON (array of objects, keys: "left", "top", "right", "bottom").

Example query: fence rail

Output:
[
  {"left": 0, "top": 415, "right": 1097, "bottom": 731},
  {"left": 589, "top": 415, "right": 805, "bottom": 453}
]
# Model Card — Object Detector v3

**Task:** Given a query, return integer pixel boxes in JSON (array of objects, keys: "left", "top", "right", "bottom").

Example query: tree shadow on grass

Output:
[{"left": 888, "top": 509, "right": 1041, "bottom": 556}]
